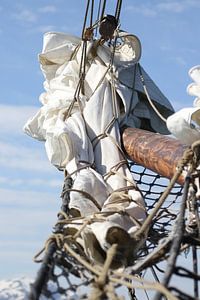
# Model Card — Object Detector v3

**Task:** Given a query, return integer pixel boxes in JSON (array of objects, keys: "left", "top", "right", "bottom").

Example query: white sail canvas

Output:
[{"left": 24, "top": 31, "right": 173, "bottom": 264}]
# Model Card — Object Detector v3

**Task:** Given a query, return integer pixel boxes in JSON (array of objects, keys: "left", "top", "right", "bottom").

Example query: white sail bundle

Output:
[
  {"left": 24, "top": 31, "right": 174, "bottom": 265},
  {"left": 167, "top": 65, "right": 200, "bottom": 145}
]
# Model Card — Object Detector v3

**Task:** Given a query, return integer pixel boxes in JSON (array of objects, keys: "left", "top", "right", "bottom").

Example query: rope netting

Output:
[{"left": 30, "top": 160, "right": 200, "bottom": 300}]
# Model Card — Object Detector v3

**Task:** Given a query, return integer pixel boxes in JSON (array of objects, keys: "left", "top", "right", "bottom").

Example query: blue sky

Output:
[{"left": 0, "top": 0, "right": 200, "bottom": 280}]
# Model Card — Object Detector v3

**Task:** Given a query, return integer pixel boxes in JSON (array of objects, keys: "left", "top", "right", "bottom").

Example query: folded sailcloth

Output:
[
  {"left": 167, "top": 65, "right": 200, "bottom": 146},
  {"left": 24, "top": 31, "right": 174, "bottom": 265}
]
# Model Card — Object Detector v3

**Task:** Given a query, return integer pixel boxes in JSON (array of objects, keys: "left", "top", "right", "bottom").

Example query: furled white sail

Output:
[{"left": 24, "top": 31, "right": 173, "bottom": 264}]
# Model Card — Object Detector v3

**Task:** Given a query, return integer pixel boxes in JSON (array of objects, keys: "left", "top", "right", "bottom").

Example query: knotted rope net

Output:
[{"left": 29, "top": 143, "right": 200, "bottom": 300}]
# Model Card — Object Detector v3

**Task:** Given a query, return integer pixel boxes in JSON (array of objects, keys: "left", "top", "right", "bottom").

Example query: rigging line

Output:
[
  {"left": 63, "top": 84, "right": 80, "bottom": 120},
  {"left": 81, "top": 0, "right": 91, "bottom": 39},
  {"left": 107, "top": 27, "right": 122, "bottom": 128},
  {"left": 63, "top": 188, "right": 102, "bottom": 210},
  {"left": 137, "top": 63, "right": 167, "bottom": 124},
  {"left": 134, "top": 145, "right": 193, "bottom": 240},
  {"left": 153, "top": 174, "right": 191, "bottom": 300},
  {"left": 150, "top": 266, "right": 160, "bottom": 283},
  {"left": 139, "top": 270, "right": 151, "bottom": 300},
  {"left": 142, "top": 247, "right": 161, "bottom": 283},
  {"left": 30, "top": 242, "right": 57, "bottom": 299},
  {"left": 79, "top": 40, "right": 87, "bottom": 78},
  {"left": 100, "top": 0, "right": 107, "bottom": 20},
  {"left": 127, "top": 62, "right": 137, "bottom": 117},
  {"left": 79, "top": 41, "right": 88, "bottom": 96},
  {"left": 97, "top": 0, "right": 102, "bottom": 20},
  {"left": 192, "top": 245, "right": 199, "bottom": 299},
  {"left": 82, "top": 41, "right": 88, "bottom": 78},
  {"left": 90, "top": 0, "right": 94, "bottom": 27},
  {"left": 95, "top": 0, "right": 102, "bottom": 37},
  {"left": 111, "top": 70, "right": 119, "bottom": 120},
  {"left": 115, "top": 0, "right": 123, "bottom": 23}
]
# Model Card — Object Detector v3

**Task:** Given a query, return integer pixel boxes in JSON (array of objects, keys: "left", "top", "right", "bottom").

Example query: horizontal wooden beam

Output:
[{"left": 122, "top": 128, "right": 188, "bottom": 185}]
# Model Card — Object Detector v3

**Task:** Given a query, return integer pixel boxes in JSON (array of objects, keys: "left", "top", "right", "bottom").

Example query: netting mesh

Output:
[
  {"left": 30, "top": 162, "right": 200, "bottom": 300},
  {"left": 131, "top": 164, "right": 183, "bottom": 246}
]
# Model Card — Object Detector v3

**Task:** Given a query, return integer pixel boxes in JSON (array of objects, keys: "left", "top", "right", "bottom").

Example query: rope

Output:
[
  {"left": 138, "top": 63, "right": 167, "bottom": 123},
  {"left": 62, "top": 188, "right": 102, "bottom": 211},
  {"left": 100, "top": 0, "right": 107, "bottom": 20},
  {"left": 134, "top": 146, "right": 195, "bottom": 240},
  {"left": 81, "top": 0, "right": 91, "bottom": 39},
  {"left": 154, "top": 173, "right": 191, "bottom": 300},
  {"left": 90, "top": 0, "right": 94, "bottom": 27},
  {"left": 31, "top": 151, "right": 200, "bottom": 299},
  {"left": 192, "top": 246, "right": 199, "bottom": 298},
  {"left": 95, "top": 0, "right": 102, "bottom": 37},
  {"left": 43, "top": 233, "right": 179, "bottom": 300},
  {"left": 115, "top": 0, "right": 122, "bottom": 23}
]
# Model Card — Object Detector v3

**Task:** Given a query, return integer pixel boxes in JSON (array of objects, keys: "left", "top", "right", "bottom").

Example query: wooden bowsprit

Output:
[{"left": 122, "top": 127, "right": 188, "bottom": 185}]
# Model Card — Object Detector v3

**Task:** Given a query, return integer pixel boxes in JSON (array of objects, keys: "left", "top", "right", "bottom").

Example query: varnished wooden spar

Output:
[{"left": 122, "top": 127, "right": 188, "bottom": 185}]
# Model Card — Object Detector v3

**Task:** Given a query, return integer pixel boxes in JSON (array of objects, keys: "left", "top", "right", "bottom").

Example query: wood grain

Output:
[{"left": 122, "top": 128, "right": 188, "bottom": 185}]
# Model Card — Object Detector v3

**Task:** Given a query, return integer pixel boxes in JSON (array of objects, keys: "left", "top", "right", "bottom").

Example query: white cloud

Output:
[
  {"left": 11, "top": 5, "right": 56, "bottom": 27},
  {"left": 36, "top": 25, "right": 56, "bottom": 33},
  {"left": 13, "top": 9, "right": 38, "bottom": 23},
  {"left": 0, "top": 188, "right": 60, "bottom": 245},
  {"left": 2, "top": 178, "right": 24, "bottom": 187},
  {"left": 0, "top": 207, "right": 57, "bottom": 230},
  {"left": 157, "top": 2, "right": 186, "bottom": 13},
  {"left": 0, "top": 177, "right": 7, "bottom": 184},
  {"left": 22, "top": 178, "right": 62, "bottom": 188},
  {"left": 125, "top": 5, "right": 156, "bottom": 17},
  {"left": 171, "top": 56, "right": 187, "bottom": 66},
  {"left": 160, "top": 45, "right": 172, "bottom": 52},
  {"left": 0, "top": 175, "right": 62, "bottom": 189},
  {"left": 0, "top": 104, "right": 39, "bottom": 135},
  {"left": 125, "top": 0, "right": 200, "bottom": 17},
  {"left": 0, "top": 104, "right": 60, "bottom": 174},
  {"left": 38, "top": 5, "right": 57, "bottom": 13},
  {"left": 0, "top": 140, "right": 54, "bottom": 172},
  {"left": 0, "top": 188, "right": 60, "bottom": 210},
  {"left": 0, "top": 188, "right": 60, "bottom": 279}
]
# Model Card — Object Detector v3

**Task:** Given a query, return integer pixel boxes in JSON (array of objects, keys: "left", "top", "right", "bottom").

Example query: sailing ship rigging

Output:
[{"left": 23, "top": 1, "right": 200, "bottom": 299}]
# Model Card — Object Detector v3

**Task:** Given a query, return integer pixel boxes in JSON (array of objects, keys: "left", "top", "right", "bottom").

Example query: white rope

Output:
[{"left": 138, "top": 63, "right": 167, "bottom": 123}]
